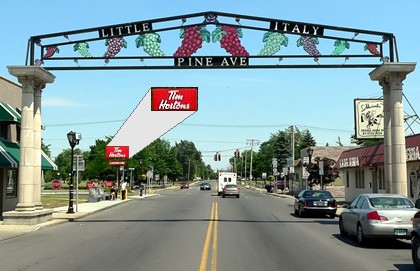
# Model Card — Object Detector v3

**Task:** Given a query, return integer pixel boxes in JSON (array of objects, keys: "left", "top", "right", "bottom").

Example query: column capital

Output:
[
  {"left": 7, "top": 65, "right": 55, "bottom": 84},
  {"left": 369, "top": 62, "right": 416, "bottom": 82}
]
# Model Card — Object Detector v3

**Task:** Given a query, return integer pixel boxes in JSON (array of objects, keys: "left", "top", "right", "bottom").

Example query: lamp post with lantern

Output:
[{"left": 66, "top": 131, "right": 81, "bottom": 214}]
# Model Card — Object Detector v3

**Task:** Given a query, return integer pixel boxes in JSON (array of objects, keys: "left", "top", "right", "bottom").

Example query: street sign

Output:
[
  {"left": 319, "top": 161, "right": 324, "bottom": 175},
  {"left": 52, "top": 179, "right": 60, "bottom": 189}
]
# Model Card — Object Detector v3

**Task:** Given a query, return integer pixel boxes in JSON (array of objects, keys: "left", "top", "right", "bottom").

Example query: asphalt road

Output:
[{"left": 0, "top": 183, "right": 416, "bottom": 271}]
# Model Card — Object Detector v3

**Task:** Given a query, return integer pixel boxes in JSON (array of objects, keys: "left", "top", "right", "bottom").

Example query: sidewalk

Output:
[{"left": 0, "top": 193, "right": 157, "bottom": 241}]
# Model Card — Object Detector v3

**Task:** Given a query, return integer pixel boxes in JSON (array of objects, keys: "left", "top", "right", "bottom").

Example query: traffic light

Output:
[
  {"left": 234, "top": 149, "right": 240, "bottom": 158},
  {"left": 214, "top": 152, "right": 218, "bottom": 161},
  {"left": 217, "top": 152, "right": 221, "bottom": 161}
]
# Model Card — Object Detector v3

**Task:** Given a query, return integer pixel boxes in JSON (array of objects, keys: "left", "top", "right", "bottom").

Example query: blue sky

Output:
[{"left": 1, "top": 1, "right": 420, "bottom": 171}]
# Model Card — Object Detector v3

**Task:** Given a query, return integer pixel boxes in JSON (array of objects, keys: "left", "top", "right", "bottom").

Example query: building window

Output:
[
  {"left": 355, "top": 169, "right": 364, "bottom": 189},
  {"left": 378, "top": 168, "right": 383, "bottom": 190},
  {"left": 6, "top": 169, "right": 18, "bottom": 198},
  {"left": 346, "top": 171, "right": 349, "bottom": 188},
  {"left": 0, "top": 123, "right": 7, "bottom": 139}
]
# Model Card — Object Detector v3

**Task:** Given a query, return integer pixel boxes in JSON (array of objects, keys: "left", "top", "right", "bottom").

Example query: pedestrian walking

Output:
[{"left": 121, "top": 179, "right": 128, "bottom": 200}]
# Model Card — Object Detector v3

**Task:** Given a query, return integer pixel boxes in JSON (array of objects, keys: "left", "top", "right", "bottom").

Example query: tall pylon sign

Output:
[{"left": 108, "top": 87, "right": 198, "bottom": 157}]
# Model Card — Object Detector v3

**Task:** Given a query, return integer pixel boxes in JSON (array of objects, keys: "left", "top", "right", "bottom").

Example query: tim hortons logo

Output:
[
  {"left": 106, "top": 146, "right": 129, "bottom": 159},
  {"left": 151, "top": 87, "right": 198, "bottom": 111}
]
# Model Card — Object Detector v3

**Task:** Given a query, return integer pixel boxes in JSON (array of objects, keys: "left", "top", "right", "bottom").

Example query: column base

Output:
[
  {"left": 2, "top": 209, "right": 53, "bottom": 225},
  {"left": 14, "top": 203, "right": 36, "bottom": 212}
]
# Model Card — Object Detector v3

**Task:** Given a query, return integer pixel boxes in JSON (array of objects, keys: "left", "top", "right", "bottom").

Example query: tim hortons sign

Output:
[
  {"left": 106, "top": 146, "right": 129, "bottom": 159},
  {"left": 151, "top": 87, "right": 198, "bottom": 111}
]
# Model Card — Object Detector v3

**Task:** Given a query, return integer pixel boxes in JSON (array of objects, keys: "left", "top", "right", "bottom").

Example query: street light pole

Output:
[
  {"left": 307, "top": 147, "right": 314, "bottom": 190},
  {"left": 66, "top": 131, "right": 80, "bottom": 214}
]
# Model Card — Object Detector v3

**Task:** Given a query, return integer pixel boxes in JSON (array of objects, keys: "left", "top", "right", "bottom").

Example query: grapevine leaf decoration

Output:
[
  {"left": 211, "top": 26, "right": 224, "bottom": 43},
  {"left": 136, "top": 33, "right": 165, "bottom": 57},
  {"left": 258, "top": 32, "right": 288, "bottom": 56},
  {"left": 73, "top": 42, "right": 92, "bottom": 57},
  {"left": 173, "top": 26, "right": 205, "bottom": 56},
  {"left": 236, "top": 28, "right": 243, "bottom": 39},
  {"left": 135, "top": 35, "right": 145, "bottom": 47},
  {"left": 297, "top": 36, "right": 321, "bottom": 63},
  {"left": 332, "top": 40, "right": 350, "bottom": 55},
  {"left": 179, "top": 28, "right": 185, "bottom": 39},
  {"left": 43, "top": 46, "right": 59, "bottom": 58},
  {"left": 200, "top": 27, "right": 211, "bottom": 43}
]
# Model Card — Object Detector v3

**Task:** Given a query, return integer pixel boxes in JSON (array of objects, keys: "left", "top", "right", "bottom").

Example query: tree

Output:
[
  {"left": 305, "top": 156, "right": 340, "bottom": 189},
  {"left": 84, "top": 137, "right": 115, "bottom": 181},
  {"left": 350, "top": 134, "right": 382, "bottom": 147}
]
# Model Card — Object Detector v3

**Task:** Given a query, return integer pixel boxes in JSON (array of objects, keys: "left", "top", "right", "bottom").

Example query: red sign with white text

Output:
[
  {"left": 108, "top": 161, "right": 126, "bottom": 166},
  {"left": 151, "top": 87, "right": 198, "bottom": 111},
  {"left": 106, "top": 146, "right": 129, "bottom": 159}
]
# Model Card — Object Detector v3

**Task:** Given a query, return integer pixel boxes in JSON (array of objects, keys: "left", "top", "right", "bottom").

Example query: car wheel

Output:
[
  {"left": 357, "top": 224, "right": 367, "bottom": 246},
  {"left": 329, "top": 213, "right": 336, "bottom": 219},
  {"left": 298, "top": 207, "right": 305, "bottom": 218},
  {"left": 339, "top": 218, "right": 346, "bottom": 236},
  {"left": 222, "top": 194, "right": 225, "bottom": 198},
  {"left": 294, "top": 207, "right": 298, "bottom": 215},
  {"left": 412, "top": 236, "right": 420, "bottom": 270},
  {"left": 237, "top": 195, "right": 240, "bottom": 198}
]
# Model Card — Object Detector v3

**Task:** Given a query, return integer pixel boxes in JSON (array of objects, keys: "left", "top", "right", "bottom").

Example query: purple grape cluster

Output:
[{"left": 219, "top": 26, "right": 249, "bottom": 56}]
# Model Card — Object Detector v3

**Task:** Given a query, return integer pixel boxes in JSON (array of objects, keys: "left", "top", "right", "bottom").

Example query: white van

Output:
[{"left": 217, "top": 172, "right": 237, "bottom": 196}]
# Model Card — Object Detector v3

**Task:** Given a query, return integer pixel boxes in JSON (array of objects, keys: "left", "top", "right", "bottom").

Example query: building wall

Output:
[
  {"left": 341, "top": 161, "right": 420, "bottom": 202},
  {"left": 0, "top": 76, "right": 21, "bottom": 109},
  {"left": 0, "top": 76, "right": 21, "bottom": 216}
]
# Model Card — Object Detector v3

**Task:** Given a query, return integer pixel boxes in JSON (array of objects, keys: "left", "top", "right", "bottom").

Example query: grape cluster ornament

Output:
[{"left": 136, "top": 33, "right": 165, "bottom": 57}]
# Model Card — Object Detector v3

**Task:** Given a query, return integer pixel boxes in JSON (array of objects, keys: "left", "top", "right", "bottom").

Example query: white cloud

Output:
[{"left": 43, "top": 97, "right": 87, "bottom": 107}]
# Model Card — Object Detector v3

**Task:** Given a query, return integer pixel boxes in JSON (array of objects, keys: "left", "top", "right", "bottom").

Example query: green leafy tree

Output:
[
  {"left": 84, "top": 137, "right": 115, "bottom": 181},
  {"left": 350, "top": 134, "right": 382, "bottom": 147},
  {"left": 305, "top": 156, "right": 340, "bottom": 189},
  {"left": 54, "top": 148, "right": 83, "bottom": 183}
]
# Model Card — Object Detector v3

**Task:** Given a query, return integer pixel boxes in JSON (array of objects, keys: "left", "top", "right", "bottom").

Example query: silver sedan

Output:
[{"left": 339, "top": 193, "right": 417, "bottom": 246}]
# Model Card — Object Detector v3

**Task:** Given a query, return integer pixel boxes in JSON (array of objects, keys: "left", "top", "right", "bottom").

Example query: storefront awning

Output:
[
  {"left": 0, "top": 102, "right": 21, "bottom": 123},
  {"left": 0, "top": 140, "right": 57, "bottom": 170}
]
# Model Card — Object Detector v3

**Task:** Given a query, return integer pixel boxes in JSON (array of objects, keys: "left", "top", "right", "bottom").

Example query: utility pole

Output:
[
  {"left": 247, "top": 139, "right": 260, "bottom": 187},
  {"left": 290, "top": 125, "right": 295, "bottom": 195}
]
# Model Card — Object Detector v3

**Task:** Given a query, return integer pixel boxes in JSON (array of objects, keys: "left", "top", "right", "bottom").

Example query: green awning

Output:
[
  {"left": 0, "top": 102, "right": 21, "bottom": 123},
  {"left": 0, "top": 140, "right": 57, "bottom": 170}
]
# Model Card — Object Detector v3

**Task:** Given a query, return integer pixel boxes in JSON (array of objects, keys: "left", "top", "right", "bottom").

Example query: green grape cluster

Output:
[
  {"left": 136, "top": 33, "right": 164, "bottom": 57},
  {"left": 258, "top": 32, "right": 288, "bottom": 56},
  {"left": 74, "top": 42, "right": 92, "bottom": 57}
]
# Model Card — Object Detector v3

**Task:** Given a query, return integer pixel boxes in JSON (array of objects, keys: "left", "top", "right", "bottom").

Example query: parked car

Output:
[
  {"left": 222, "top": 184, "right": 240, "bottom": 198},
  {"left": 412, "top": 208, "right": 420, "bottom": 270},
  {"left": 200, "top": 182, "right": 211, "bottom": 190},
  {"left": 180, "top": 182, "right": 189, "bottom": 189},
  {"left": 339, "top": 193, "right": 417, "bottom": 246},
  {"left": 293, "top": 190, "right": 337, "bottom": 218}
]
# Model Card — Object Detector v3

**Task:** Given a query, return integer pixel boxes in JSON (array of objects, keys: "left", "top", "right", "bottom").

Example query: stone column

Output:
[
  {"left": 33, "top": 83, "right": 44, "bottom": 210},
  {"left": 370, "top": 63, "right": 416, "bottom": 196},
  {"left": 380, "top": 79, "right": 392, "bottom": 193},
  {"left": 8, "top": 66, "right": 55, "bottom": 212}
]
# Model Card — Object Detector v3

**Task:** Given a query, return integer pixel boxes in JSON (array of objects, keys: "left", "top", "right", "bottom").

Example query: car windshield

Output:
[
  {"left": 303, "top": 191, "right": 332, "bottom": 198},
  {"left": 369, "top": 197, "right": 414, "bottom": 208}
]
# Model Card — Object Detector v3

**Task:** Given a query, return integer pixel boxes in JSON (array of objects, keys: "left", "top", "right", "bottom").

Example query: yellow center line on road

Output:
[
  {"left": 211, "top": 202, "right": 218, "bottom": 271},
  {"left": 199, "top": 201, "right": 218, "bottom": 271}
]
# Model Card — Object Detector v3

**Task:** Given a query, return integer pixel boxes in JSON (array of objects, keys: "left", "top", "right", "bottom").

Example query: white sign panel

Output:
[{"left": 354, "top": 99, "right": 384, "bottom": 140}]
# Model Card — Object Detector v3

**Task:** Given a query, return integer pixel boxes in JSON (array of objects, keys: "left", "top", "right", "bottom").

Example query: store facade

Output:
[
  {"left": 338, "top": 134, "right": 420, "bottom": 202},
  {"left": 0, "top": 76, "right": 57, "bottom": 218}
]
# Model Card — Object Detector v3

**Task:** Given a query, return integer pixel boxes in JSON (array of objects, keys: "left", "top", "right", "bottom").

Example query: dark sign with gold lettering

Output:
[
  {"left": 99, "top": 22, "right": 152, "bottom": 38},
  {"left": 269, "top": 21, "right": 324, "bottom": 36},
  {"left": 174, "top": 57, "right": 249, "bottom": 67}
]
